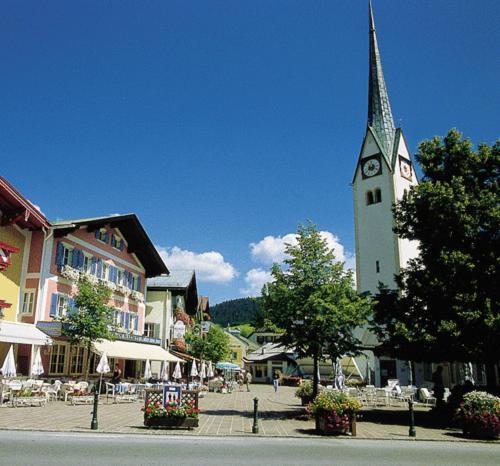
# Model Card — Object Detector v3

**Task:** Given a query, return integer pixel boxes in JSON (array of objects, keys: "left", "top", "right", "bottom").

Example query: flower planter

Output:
[
  {"left": 13, "top": 396, "right": 47, "bottom": 407},
  {"left": 70, "top": 395, "right": 95, "bottom": 405},
  {"left": 144, "top": 416, "right": 199, "bottom": 429},
  {"left": 462, "top": 417, "right": 499, "bottom": 440},
  {"left": 317, "top": 409, "right": 357, "bottom": 436},
  {"left": 300, "top": 395, "right": 313, "bottom": 406}
]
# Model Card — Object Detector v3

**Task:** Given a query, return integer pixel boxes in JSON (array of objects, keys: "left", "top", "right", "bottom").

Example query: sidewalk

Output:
[{"left": 0, "top": 384, "right": 488, "bottom": 442}]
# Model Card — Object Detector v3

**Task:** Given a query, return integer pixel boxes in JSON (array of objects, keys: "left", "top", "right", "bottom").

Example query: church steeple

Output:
[{"left": 368, "top": 0, "right": 395, "bottom": 157}]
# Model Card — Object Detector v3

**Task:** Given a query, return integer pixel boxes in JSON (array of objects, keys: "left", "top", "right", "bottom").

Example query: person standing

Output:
[
  {"left": 111, "top": 364, "right": 122, "bottom": 385},
  {"left": 432, "top": 366, "right": 445, "bottom": 409},
  {"left": 245, "top": 371, "right": 252, "bottom": 392},
  {"left": 273, "top": 372, "right": 279, "bottom": 393}
]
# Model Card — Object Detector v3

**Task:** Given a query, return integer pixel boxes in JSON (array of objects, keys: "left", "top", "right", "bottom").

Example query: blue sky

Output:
[{"left": 1, "top": 1, "right": 499, "bottom": 303}]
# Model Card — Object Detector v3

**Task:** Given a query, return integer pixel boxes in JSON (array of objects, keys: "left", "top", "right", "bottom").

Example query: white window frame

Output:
[
  {"left": 56, "top": 294, "right": 70, "bottom": 318},
  {"left": 21, "top": 289, "right": 36, "bottom": 314},
  {"left": 96, "top": 228, "right": 107, "bottom": 243},
  {"left": 129, "top": 313, "right": 138, "bottom": 333},
  {"left": 112, "top": 234, "right": 124, "bottom": 250},
  {"left": 62, "top": 244, "right": 74, "bottom": 266},
  {"left": 82, "top": 253, "right": 92, "bottom": 274}
]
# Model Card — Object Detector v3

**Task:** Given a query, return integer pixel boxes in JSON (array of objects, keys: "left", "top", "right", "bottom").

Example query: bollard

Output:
[
  {"left": 252, "top": 397, "right": 259, "bottom": 434},
  {"left": 91, "top": 383, "right": 99, "bottom": 430},
  {"left": 408, "top": 399, "right": 416, "bottom": 437}
]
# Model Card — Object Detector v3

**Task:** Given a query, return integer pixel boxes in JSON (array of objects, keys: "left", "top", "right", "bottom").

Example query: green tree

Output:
[
  {"left": 189, "top": 325, "right": 230, "bottom": 364},
  {"left": 60, "top": 276, "right": 116, "bottom": 380},
  {"left": 372, "top": 129, "right": 499, "bottom": 385},
  {"left": 262, "top": 222, "right": 373, "bottom": 400}
]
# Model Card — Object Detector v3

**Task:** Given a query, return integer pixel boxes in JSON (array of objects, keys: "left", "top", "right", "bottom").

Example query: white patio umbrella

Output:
[
  {"left": 173, "top": 361, "right": 182, "bottom": 380},
  {"left": 144, "top": 359, "right": 152, "bottom": 380},
  {"left": 190, "top": 361, "right": 199, "bottom": 378},
  {"left": 160, "top": 361, "right": 170, "bottom": 382},
  {"left": 334, "top": 358, "right": 345, "bottom": 390},
  {"left": 96, "top": 352, "right": 111, "bottom": 392},
  {"left": 31, "top": 347, "right": 44, "bottom": 377},
  {"left": 199, "top": 361, "right": 207, "bottom": 381},
  {"left": 1, "top": 345, "right": 16, "bottom": 378},
  {"left": 207, "top": 361, "right": 214, "bottom": 378}
]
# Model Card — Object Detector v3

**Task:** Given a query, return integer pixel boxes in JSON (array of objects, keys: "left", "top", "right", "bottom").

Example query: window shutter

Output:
[
  {"left": 119, "top": 241, "right": 125, "bottom": 251},
  {"left": 134, "top": 315, "right": 138, "bottom": 331},
  {"left": 50, "top": 294, "right": 58, "bottom": 317},
  {"left": 104, "top": 232, "right": 109, "bottom": 244},
  {"left": 95, "top": 230, "right": 100, "bottom": 240},
  {"left": 124, "top": 312, "right": 129, "bottom": 330},
  {"left": 136, "top": 276, "right": 142, "bottom": 292},
  {"left": 96, "top": 259, "right": 103, "bottom": 278},
  {"left": 55, "top": 242, "right": 65, "bottom": 268},
  {"left": 91, "top": 256, "right": 97, "bottom": 275},
  {"left": 68, "top": 298, "right": 77, "bottom": 316},
  {"left": 71, "top": 249, "right": 80, "bottom": 268},
  {"left": 78, "top": 250, "right": 85, "bottom": 269}
]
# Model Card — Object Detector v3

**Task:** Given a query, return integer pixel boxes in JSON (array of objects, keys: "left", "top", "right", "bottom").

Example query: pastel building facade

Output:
[
  {"left": 35, "top": 214, "right": 169, "bottom": 379},
  {"left": 0, "top": 176, "right": 53, "bottom": 376}
]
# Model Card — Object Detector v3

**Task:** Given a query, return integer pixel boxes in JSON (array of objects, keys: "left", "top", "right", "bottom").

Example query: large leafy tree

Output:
[
  {"left": 189, "top": 325, "right": 230, "bottom": 364},
  {"left": 60, "top": 276, "right": 115, "bottom": 380},
  {"left": 373, "top": 129, "right": 499, "bottom": 385},
  {"left": 262, "top": 222, "right": 373, "bottom": 399}
]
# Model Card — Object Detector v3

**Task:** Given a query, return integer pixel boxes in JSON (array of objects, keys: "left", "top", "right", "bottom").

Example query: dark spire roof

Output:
[{"left": 368, "top": 0, "right": 395, "bottom": 157}]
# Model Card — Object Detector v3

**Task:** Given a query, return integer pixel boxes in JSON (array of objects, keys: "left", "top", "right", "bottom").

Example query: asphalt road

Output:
[{"left": 0, "top": 431, "right": 498, "bottom": 466}]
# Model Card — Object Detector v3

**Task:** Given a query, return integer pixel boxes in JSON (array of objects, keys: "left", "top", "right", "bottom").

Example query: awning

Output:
[
  {"left": 0, "top": 321, "right": 53, "bottom": 346},
  {"left": 92, "top": 339, "right": 184, "bottom": 363}
]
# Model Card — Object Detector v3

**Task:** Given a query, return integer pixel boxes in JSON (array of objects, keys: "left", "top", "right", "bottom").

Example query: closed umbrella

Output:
[
  {"left": 144, "top": 359, "right": 152, "bottom": 380},
  {"left": 96, "top": 352, "right": 111, "bottom": 393},
  {"left": 1, "top": 345, "right": 16, "bottom": 378},
  {"left": 190, "top": 361, "right": 198, "bottom": 378},
  {"left": 173, "top": 361, "right": 182, "bottom": 380},
  {"left": 31, "top": 347, "right": 44, "bottom": 377},
  {"left": 207, "top": 361, "right": 214, "bottom": 378},
  {"left": 199, "top": 361, "right": 207, "bottom": 381},
  {"left": 160, "top": 361, "right": 170, "bottom": 382},
  {"left": 334, "top": 358, "right": 345, "bottom": 390}
]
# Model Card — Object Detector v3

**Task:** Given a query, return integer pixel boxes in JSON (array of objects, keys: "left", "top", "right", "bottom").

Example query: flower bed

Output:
[
  {"left": 143, "top": 396, "right": 200, "bottom": 429},
  {"left": 311, "top": 391, "right": 362, "bottom": 436},
  {"left": 456, "top": 391, "right": 499, "bottom": 440}
]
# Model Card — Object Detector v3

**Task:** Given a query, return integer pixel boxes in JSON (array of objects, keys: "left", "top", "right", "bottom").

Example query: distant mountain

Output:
[{"left": 211, "top": 297, "right": 262, "bottom": 326}]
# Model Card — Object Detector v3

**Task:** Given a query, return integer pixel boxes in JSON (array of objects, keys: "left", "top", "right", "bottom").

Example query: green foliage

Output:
[
  {"left": 372, "top": 130, "right": 500, "bottom": 366},
  {"left": 295, "top": 380, "right": 323, "bottom": 399},
  {"left": 262, "top": 222, "right": 373, "bottom": 398},
  {"left": 60, "top": 276, "right": 115, "bottom": 379},
  {"left": 211, "top": 297, "right": 262, "bottom": 326},
  {"left": 228, "top": 323, "right": 255, "bottom": 338},
  {"left": 189, "top": 325, "right": 230, "bottom": 363},
  {"left": 310, "top": 391, "right": 362, "bottom": 414}
]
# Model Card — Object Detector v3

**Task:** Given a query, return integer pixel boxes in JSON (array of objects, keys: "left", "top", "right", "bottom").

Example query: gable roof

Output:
[
  {"left": 51, "top": 213, "right": 168, "bottom": 277},
  {"left": 147, "top": 270, "right": 195, "bottom": 290},
  {"left": 0, "top": 176, "right": 50, "bottom": 230}
]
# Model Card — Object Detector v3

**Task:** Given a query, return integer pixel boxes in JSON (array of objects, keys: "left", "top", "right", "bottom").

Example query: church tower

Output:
[{"left": 353, "top": 1, "right": 419, "bottom": 295}]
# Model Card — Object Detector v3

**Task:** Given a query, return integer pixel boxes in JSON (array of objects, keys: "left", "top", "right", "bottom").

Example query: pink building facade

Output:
[{"left": 35, "top": 214, "right": 168, "bottom": 379}]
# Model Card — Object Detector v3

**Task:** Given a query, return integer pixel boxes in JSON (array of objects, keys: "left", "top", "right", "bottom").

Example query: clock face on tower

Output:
[
  {"left": 399, "top": 157, "right": 413, "bottom": 180},
  {"left": 362, "top": 157, "right": 382, "bottom": 178}
]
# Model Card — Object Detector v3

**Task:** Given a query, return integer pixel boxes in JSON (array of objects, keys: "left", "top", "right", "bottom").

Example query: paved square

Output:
[{"left": 0, "top": 384, "right": 472, "bottom": 441}]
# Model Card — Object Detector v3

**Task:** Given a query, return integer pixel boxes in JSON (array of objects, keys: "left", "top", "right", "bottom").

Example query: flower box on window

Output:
[
  {"left": 105, "top": 281, "right": 117, "bottom": 292},
  {"left": 117, "top": 284, "right": 130, "bottom": 295},
  {"left": 61, "top": 265, "right": 80, "bottom": 282},
  {"left": 131, "top": 291, "right": 144, "bottom": 302}
]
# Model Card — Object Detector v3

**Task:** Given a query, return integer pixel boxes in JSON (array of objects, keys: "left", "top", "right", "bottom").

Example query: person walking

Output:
[
  {"left": 245, "top": 371, "right": 252, "bottom": 392},
  {"left": 273, "top": 372, "right": 280, "bottom": 393}
]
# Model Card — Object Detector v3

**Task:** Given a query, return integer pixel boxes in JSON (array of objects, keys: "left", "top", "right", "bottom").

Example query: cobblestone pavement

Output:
[{"left": 0, "top": 384, "right": 487, "bottom": 442}]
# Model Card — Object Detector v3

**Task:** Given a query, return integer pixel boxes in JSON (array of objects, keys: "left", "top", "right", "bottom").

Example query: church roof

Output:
[{"left": 367, "top": 0, "right": 396, "bottom": 158}]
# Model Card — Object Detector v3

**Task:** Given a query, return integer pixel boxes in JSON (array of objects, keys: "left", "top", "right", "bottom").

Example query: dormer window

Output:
[
  {"left": 95, "top": 228, "right": 109, "bottom": 243},
  {"left": 111, "top": 233, "right": 125, "bottom": 251}
]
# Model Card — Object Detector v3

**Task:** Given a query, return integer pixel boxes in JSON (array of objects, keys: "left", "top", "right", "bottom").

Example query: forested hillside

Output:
[{"left": 211, "top": 297, "right": 263, "bottom": 326}]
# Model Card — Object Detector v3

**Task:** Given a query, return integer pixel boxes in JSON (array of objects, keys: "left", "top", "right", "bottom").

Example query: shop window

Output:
[
  {"left": 49, "top": 344, "right": 67, "bottom": 374},
  {"left": 70, "top": 347, "right": 85, "bottom": 374}
]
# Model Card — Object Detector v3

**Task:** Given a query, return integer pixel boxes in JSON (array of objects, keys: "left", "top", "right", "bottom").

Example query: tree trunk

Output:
[
  {"left": 312, "top": 347, "right": 320, "bottom": 433},
  {"left": 85, "top": 343, "right": 92, "bottom": 382},
  {"left": 485, "top": 363, "right": 497, "bottom": 391}
]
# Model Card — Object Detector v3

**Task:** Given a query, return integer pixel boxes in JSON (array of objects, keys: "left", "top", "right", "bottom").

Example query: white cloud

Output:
[
  {"left": 156, "top": 246, "right": 238, "bottom": 283},
  {"left": 240, "top": 268, "right": 273, "bottom": 297},
  {"left": 250, "top": 231, "right": 356, "bottom": 271}
]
